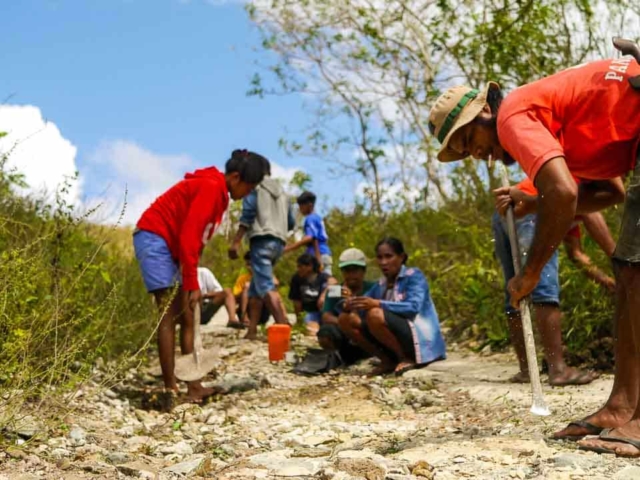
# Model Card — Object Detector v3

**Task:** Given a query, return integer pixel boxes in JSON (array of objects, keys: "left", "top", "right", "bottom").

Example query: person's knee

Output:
[
  {"left": 338, "top": 312, "right": 358, "bottom": 331},
  {"left": 365, "top": 308, "right": 385, "bottom": 329}
]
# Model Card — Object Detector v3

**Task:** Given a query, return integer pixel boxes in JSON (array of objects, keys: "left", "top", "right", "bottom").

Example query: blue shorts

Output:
[
  {"left": 304, "top": 311, "right": 322, "bottom": 324},
  {"left": 248, "top": 236, "right": 284, "bottom": 298},
  {"left": 492, "top": 212, "right": 560, "bottom": 314},
  {"left": 133, "top": 230, "right": 180, "bottom": 293}
]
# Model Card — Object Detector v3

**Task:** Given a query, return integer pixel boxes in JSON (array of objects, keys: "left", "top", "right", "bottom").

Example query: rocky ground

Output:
[{"left": 2, "top": 312, "right": 640, "bottom": 479}]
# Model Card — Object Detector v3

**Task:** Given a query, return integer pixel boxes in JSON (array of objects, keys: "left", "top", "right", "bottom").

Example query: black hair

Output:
[
  {"left": 260, "top": 156, "right": 271, "bottom": 176},
  {"left": 375, "top": 237, "right": 408, "bottom": 264},
  {"left": 297, "top": 191, "right": 316, "bottom": 206},
  {"left": 225, "top": 149, "right": 269, "bottom": 184},
  {"left": 486, "top": 85, "right": 504, "bottom": 118},
  {"left": 297, "top": 253, "right": 320, "bottom": 273},
  {"left": 243, "top": 251, "right": 251, "bottom": 261}
]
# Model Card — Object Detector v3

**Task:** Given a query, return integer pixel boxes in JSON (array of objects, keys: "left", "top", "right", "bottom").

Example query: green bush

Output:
[{"left": 0, "top": 157, "right": 154, "bottom": 423}]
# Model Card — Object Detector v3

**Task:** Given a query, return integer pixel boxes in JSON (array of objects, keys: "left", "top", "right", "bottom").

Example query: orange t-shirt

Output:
[
  {"left": 498, "top": 58, "right": 640, "bottom": 182},
  {"left": 515, "top": 178, "right": 538, "bottom": 196}
]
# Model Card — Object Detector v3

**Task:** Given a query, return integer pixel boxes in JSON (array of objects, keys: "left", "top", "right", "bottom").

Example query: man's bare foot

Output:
[
  {"left": 368, "top": 362, "right": 396, "bottom": 377},
  {"left": 554, "top": 406, "right": 634, "bottom": 440},
  {"left": 578, "top": 421, "right": 640, "bottom": 456},
  {"left": 186, "top": 382, "right": 215, "bottom": 403},
  {"left": 549, "top": 367, "right": 598, "bottom": 387},
  {"left": 394, "top": 361, "right": 416, "bottom": 376},
  {"left": 244, "top": 331, "right": 258, "bottom": 341},
  {"left": 509, "top": 371, "right": 530, "bottom": 383}
]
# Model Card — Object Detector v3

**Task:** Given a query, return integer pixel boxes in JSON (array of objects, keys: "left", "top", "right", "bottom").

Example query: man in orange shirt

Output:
[{"left": 429, "top": 55, "right": 640, "bottom": 453}]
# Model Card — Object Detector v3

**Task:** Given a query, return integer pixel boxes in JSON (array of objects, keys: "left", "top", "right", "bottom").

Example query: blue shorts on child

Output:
[{"left": 133, "top": 230, "right": 180, "bottom": 292}]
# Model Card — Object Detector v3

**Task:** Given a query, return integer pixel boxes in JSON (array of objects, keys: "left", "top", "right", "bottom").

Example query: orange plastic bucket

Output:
[{"left": 267, "top": 324, "right": 291, "bottom": 361}]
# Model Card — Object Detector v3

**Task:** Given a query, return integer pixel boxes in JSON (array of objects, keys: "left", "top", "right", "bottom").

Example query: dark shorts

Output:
[
  {"left": 614, "top": 152, "right": 640, "bottom": 263},
  {"left": 201, "top": 300, "right": 222, "bottom": 324},
  {"left": 317, "top": 324, "right": 370, "bottom": 366},
  {"left": 360, "top": 310, "right": 416, "bottom": 362}
]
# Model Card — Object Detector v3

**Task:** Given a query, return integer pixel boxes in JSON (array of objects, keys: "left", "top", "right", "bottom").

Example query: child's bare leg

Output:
[
  {"left": 223, "top": 288, "right": 239, "bottom": 322},
  {"left": 239, "top": 287, "right": 250, "bottom": 324},
  {"left": 153, "top": 289, "right": 181, "bottom": 391},
  {"left": 245, "top": 297, "right": 262, "bottom": 340},
  {"left": 264, "top": 290, "right": 289, "bottom": 325},
  {"left": 178, "top": 291, "right": 215, "bottom": 401}
]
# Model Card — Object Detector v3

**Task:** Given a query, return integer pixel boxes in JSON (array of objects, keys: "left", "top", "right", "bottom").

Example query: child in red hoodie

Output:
[{"left": 134, "top": 149, "right": 267, "bottom": 404}]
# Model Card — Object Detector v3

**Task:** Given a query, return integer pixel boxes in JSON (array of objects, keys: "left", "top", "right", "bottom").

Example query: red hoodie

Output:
[{"left": 137, "top": 167, "right": 229, "bottom": 291}]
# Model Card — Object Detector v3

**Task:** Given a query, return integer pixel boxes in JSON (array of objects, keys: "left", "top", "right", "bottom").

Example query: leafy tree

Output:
[{"left": 247, "top": 0, "right": 639, "bottom": 211}]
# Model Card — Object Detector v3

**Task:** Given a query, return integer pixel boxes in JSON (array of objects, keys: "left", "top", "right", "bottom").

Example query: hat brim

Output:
[
  {"left": 436, "top": 81, "right": 499, "bottom": 163},
  {"left": 339, "top": 261, "right": 367, "bottom": 269}
]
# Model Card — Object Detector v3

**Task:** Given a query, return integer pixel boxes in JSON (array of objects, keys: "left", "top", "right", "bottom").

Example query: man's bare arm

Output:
[
  {"left": 525, "top": 157, "right": 578, "bottom": 277},
  {"left": 576, "top": 178, "right": 625, "bottom": 214},
  {"left": 284, "top": 235, "right": 313, "bottom": 253},
  {"left": 228, "top": 225, "right": 248, "bottom": 259},
  {"left": 581, "top": 211, "right": 616, "bottom": 257}
]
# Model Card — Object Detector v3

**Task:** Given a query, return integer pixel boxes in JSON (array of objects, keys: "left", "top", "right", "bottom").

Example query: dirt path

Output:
[{"left": 1, "top": 312, "right": 638, "bottom": 479}]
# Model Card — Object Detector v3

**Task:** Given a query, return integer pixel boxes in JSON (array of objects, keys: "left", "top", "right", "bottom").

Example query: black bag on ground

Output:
[{"left": 292, "top": 348, "right": 343, "bottom": 376}]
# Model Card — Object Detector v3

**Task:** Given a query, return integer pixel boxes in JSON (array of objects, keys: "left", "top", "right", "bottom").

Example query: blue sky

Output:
[{"left": 0, "top": 0, "right": 357, "bottom": 223}]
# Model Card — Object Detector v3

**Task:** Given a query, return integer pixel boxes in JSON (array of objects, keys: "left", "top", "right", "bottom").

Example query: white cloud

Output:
[
  {"left": 83, "top": 140, "right": 196, "bottom": 226},
  {"left": 0, "top": 105, "right": 80, "bottom": 205},
  {"left": 83, "top": 140, "right": 303, "bottom": 226},
  {"left": 270, "top": 161, "right": 298, "bottom": 185}
]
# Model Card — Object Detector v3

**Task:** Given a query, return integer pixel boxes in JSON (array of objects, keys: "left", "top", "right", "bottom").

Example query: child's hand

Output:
[
  {"left": 228, "top": 244, "right": 240, "bottom": 260},
  {"left": 188, "top": 290, "right": 202, "bottom": 310},
  {"left": 347, "top": 297, "right": 380, "bottom": 311}
]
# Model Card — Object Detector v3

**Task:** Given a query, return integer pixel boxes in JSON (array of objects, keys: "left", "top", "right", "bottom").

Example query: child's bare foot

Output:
[
  {"left": 244, "top": 331, "right": 258, "bottom": 341},
  {"left": 186, "top": 382, "right": 215, "bottom": 403}
]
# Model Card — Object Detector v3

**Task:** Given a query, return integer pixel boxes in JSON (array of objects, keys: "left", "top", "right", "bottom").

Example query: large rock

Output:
[
  {"left": 552, "top": 453, "right": 596, "bottom": 470},
  {"left": 159, "top": 440, "right": 194, "bottom": 456},
  {"left": 248, "top": 450, "right": 327, "bottom": 477},
  {"left": 9, "top": 415, "right": 42, "bottom": 439},
  {"left": 69, "top": 426, "right": 86, "bottom": 447},
  {"left": 212, "top": 376, "right": 260, "bottom": 394},
  {"left": 614, "top": 466, "right": 640, "bottom": 480},
  {"left": 116, "top": 461, "right": 158, "bottom": 479},
  {"left": 163, "top": 456, "right": 205, "bottom": 475},
  {"left": 106, "top": 452, "right": 130, "bottom": 464}
]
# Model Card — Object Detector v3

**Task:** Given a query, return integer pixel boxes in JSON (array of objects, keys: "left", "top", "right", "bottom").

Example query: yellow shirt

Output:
[{"left": 233, "top": 273, "right": 252, "bottom": 297}]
